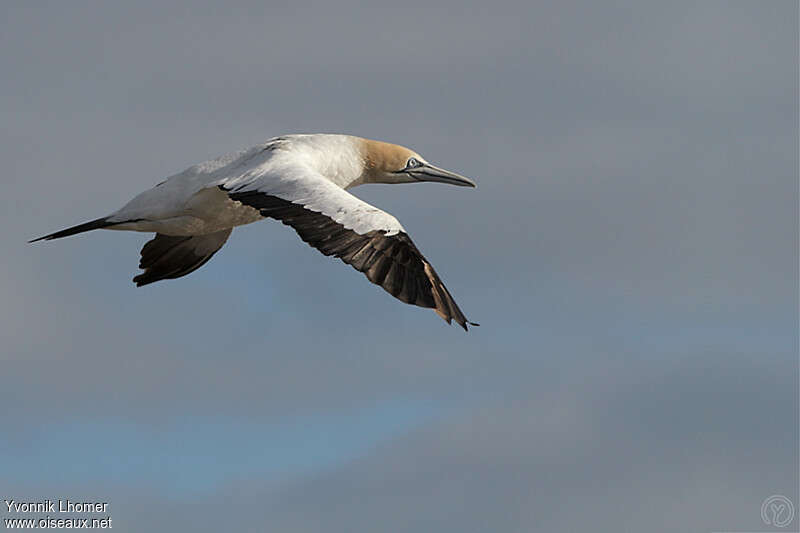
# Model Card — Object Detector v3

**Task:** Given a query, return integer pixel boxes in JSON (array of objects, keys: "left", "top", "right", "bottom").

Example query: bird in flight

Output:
[{"left": 31, "top": 134, "right": 478, "bottom": 330}]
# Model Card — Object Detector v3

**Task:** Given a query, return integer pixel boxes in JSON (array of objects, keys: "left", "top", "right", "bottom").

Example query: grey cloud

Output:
[
  {"left": 0, "top": 1, "right": 796, "bottom": 532},
  {"left": 8, "top": 350, "right": 790, "bottom": 533}
]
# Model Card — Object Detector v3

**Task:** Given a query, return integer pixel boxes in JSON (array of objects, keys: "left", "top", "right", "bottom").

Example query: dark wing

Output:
[
  {"left": 226, "top": 189, "right": 476, "bottom": 330},
  {"left": 133, "top": 229, "right": 232, "bottom": 286}
]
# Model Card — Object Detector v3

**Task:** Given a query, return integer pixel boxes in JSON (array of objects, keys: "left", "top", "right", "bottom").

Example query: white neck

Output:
[{"left": 281, "top": 134, "right": 366, "bottom": 189}]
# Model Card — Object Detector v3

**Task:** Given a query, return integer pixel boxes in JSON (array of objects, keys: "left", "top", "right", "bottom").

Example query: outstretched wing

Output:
[
  {"left": 219, "top": 168, "right": 476, "bottom": 330},
  {"left": 134, "top": 229, "right": 232, "bottom": 286}
]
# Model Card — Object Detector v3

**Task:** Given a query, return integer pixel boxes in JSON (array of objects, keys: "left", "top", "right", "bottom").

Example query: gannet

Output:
[{"left": 31, "top": 134, "right": 479, "bottom": 330}]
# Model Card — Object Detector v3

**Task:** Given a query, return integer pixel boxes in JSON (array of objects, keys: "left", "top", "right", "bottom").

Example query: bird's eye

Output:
[{"left": 406, "top": 158, "right": 420, "bottom": 169}]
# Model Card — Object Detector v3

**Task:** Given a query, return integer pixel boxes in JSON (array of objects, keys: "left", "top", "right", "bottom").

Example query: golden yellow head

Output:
[{"left": 358, "top": 137, "right": 476, "bottom": 187}]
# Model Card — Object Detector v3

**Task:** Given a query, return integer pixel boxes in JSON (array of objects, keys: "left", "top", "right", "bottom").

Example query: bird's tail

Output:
[{"left": 29, "top": 217, "right": 116, "bottom": 243}]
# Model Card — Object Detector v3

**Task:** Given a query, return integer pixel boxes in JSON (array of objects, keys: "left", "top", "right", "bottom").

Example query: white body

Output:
[{"left": 107, "top": 135, "right": 404, "bottom": 236}]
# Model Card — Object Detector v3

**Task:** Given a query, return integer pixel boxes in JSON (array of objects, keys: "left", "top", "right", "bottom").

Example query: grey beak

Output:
[{"left": 411, "top": 164, "right": 477, "bottom": 187}]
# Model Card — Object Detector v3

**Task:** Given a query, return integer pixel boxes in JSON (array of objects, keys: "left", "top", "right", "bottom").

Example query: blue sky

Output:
[{"left": 1, "top": 1, "right": 797, "bottom": 531}]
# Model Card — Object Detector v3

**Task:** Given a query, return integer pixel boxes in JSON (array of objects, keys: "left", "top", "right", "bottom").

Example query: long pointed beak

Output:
[{"left": 412, "top": 164, "right": 477, "bottom": 187}]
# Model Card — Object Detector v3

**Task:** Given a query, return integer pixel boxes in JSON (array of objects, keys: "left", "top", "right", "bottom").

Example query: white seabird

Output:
[{"left": 31, "top": 134, "right": 479, "bottom": 330}]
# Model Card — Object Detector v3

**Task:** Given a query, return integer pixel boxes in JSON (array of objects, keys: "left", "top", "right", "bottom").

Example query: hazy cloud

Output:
[{"left": 1, "top": 1, "right": 796, "bottom": 532}]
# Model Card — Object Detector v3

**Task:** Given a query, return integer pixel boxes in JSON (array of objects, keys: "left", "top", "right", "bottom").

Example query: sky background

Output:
[{"left": 1, "top": 1, "right": 797, "bottom": 532}]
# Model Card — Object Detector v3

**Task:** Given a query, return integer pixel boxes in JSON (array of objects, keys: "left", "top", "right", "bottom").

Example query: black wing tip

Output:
[
  {"left": 132, "top": 230, "right": 231, "bottom": 287},
  {"left": 132, "top": 275, "right": 154, "bottom": 287},
  {"left": 457, "top": 320, "right": 480, "bottom": 332}
]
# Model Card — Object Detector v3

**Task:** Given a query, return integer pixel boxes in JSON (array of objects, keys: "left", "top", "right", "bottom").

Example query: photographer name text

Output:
[{"left": 5, "top": 500, "right": 108, "bottom": 514}]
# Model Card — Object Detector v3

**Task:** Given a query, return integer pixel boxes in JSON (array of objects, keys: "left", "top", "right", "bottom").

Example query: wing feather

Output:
[
  {"left": 217, "top": 167, "right": 475, "bottom": 329},
  {"left": 133, "top": 229, "right": 232, "bottom": 286}
]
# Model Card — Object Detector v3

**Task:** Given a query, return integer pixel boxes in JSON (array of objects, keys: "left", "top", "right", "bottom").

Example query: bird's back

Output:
[{"left": 108, "top": 139, "right": 286, "bottom": 223}]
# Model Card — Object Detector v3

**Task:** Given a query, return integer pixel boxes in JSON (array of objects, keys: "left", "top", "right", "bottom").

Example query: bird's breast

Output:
[{"left": 184, "top": 187, "right": 264, "bottom": 232}]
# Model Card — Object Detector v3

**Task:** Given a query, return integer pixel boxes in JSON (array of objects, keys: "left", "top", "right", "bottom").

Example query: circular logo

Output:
[{"left": 761, "top": 495, "right": 795, "bottom": 528}]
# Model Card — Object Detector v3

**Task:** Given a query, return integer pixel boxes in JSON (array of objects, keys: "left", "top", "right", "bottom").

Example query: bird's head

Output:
[{"left": 360, "top": 138, "right": 477, "bottom": 187}]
